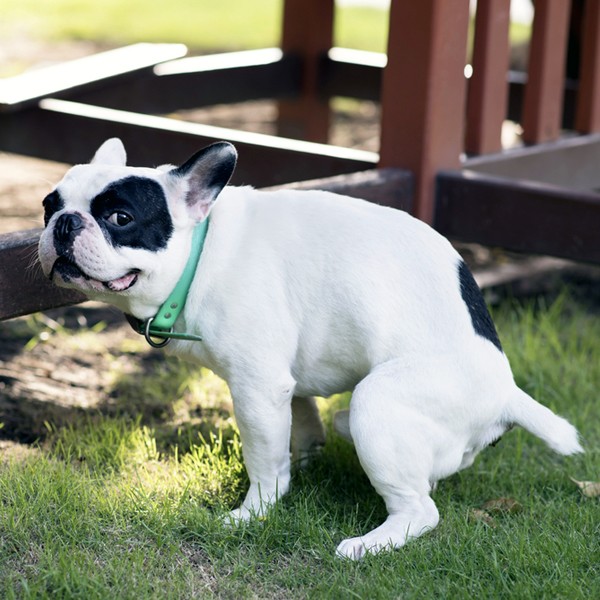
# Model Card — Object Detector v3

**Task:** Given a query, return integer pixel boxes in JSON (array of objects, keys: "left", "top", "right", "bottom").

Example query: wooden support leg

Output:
[
  {"left": 277, "top": 0, "right": 334, "bottom": 142},
  {"left": 575, "top": 0, "right": 600, "bottom": 133},
  {"left": 378, "top": 0, "right": 470, "bottom": 223},
  {"left": 465, "top": 0, "right": 511, "bottom": 155},
  {"left": 522, "top": 0, "right": 571, "bottom": 143}
]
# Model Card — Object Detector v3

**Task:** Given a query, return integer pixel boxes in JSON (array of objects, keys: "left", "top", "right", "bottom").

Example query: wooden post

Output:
[
  {"left": 378, "top": 0, "right": 470, "bottom": 223},
  {"left": 575, "top": 0, "right": 600, "bottom": 132},
  {"left": 277, "top": 0, "right": 334, "bottom": 142},
  {"left": 465, "top": 0, "right": 511, "bottom": 155},
  {"left": 522, "top": 0, "right": 571, "bottom": 143}
]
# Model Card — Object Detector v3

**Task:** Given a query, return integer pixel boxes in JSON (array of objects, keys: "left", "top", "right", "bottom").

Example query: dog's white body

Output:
[{"left": 38, "top": 139, "right": 582, "bottom": 559}]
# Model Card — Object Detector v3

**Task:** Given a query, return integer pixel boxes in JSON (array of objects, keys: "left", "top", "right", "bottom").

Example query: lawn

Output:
[
  {"left": 0, "top": 2, "right": 596, "bottom": 598},
  {"left": 0, "top": 0, "right": 389, "bottom": 55},
  {"left": 0, "top": 294, "right": 598, "bottom": 598},
  {"left": 1, "top": 0, "right": 530, "bottom": 60}
]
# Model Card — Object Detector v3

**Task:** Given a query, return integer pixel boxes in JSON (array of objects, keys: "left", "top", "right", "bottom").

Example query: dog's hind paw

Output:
[
  {"left": 336, "top": 507, "right": 439, "bottom": 559},
  {"left": 223, "top": 500, "right": 272, "bottom": 526}
]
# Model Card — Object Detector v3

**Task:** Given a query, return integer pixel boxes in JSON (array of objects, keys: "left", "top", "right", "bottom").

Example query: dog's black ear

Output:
[
  {"left": 91, "top": 138, "right": 127, "bottom": 166},
  {"left": 171, "top": 142, "right": 237, "bottom": 220}
]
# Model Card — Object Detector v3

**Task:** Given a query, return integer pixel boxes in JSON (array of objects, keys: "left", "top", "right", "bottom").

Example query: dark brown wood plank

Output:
[
  {"left": 321, "top": 48, "right": 385, "bottom": 101},
  {"left": 522, "top": 0, "right": 571, "bottom": 143},
  {"left": 436, "top": 169, "right": 600, "bottom": 264},
  {"left": 465, "top": 0, "right": 511, "bottom": 155},
  {"left": 68, "top": 49, "right": 302, "bottom": 113},
  {"left": 0, "top": 43, "right": 187, "bottom": 112},
  {"left": 0, "top": 99, "right": 377, "bottom": 187},
  {"left": 379, "top": 0, "right": 470, "bottom": 223},
  {"left": 267, "top": 167, "right": 413, "bottom": 211},
  {"left": 0, "top": 230, "right": 85, "bottom": 320}
]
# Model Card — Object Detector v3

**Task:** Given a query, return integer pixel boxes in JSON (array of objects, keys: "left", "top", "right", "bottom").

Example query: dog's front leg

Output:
[{"left": 227, "top": 376, "right": 295, "bottom": 522}]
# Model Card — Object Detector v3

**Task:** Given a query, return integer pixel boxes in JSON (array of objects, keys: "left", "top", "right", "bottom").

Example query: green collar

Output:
[{"left": 130, "top": 219, "right": 209, "bottom": 348}]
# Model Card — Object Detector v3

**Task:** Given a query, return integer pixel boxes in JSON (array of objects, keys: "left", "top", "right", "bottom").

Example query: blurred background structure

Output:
[{"left": 2, "top": 0, "right": 600, "bottom": 319}]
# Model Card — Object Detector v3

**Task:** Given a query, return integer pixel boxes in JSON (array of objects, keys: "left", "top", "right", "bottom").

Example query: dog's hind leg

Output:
[
  {"left": 291, "top": 396, "right": 326, "bottom": 467},
  {"left": 336, "top": 360, "right": 441, "bottom": 560}
]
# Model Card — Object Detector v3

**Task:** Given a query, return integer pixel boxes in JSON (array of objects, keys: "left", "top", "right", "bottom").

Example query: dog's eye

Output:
[{"left": 107, "top": 211, "right": 133, "bottom": 227}]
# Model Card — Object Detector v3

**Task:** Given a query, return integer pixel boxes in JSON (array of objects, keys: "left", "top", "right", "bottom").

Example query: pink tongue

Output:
[{"left": 107, "top": 272, "right": 137, "bottom": 291}]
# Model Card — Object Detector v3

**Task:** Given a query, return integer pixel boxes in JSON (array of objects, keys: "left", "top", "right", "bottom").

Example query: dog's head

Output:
[{"left": 38, "top": 138, "right": 237, "bottom": 316}]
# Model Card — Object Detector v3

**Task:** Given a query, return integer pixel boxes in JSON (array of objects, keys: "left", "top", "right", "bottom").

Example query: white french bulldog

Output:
[{"left": 38, "top": 138, "right": 582, "bottom": 560}]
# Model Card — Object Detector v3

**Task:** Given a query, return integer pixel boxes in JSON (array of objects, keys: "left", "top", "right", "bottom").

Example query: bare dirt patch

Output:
[{"left": 0, "top": 303, "right": 139, "bottom": 442}]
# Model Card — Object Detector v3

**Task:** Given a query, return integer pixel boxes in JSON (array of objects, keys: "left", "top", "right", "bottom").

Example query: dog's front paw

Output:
[
  {"left": 223, "top": 500, "right": 272, "bottom": 526},
  {"left": 223, "top": 506, "right": 255, "bottom": 527},
  {"left": 336, "top": 535, "right": 392, "bottom": 561}
]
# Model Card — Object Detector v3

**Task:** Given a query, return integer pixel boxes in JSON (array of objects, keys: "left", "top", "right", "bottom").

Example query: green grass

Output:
[
  {"left": 1, "top": 293, "right": 599, "bottom": 598},
  {"left": 0, "top": 0, "right": 389, "bottom": 55},
  {"left": 0, "top": 0, "right": 529, "bottom": 61}
]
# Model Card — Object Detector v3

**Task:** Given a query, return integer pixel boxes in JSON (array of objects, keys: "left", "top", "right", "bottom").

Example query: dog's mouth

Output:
[
  {"left": 51, "top": 257, "right": 140, "bottom": 292},
  {"left": 103, "top": 270, "right": 140, "bottom": 292}
]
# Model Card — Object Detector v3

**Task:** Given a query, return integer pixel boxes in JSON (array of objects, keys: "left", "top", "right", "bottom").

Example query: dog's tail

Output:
[{"left": 506, "top": 387, "right": 583, "bottom": 455}]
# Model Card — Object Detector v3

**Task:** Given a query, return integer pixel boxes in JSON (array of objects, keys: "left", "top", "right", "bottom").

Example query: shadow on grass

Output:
[{"left": 0, "top": 303, "right": 232, "bottom": 456}]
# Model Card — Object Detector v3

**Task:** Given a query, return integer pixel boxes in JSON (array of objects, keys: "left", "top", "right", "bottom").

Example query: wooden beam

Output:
[
  {"left": 0, "top": 43, "right": 187, "bottom": 112},
  {"left": 321, "top": 48, "right": 385, "bottom": 101},
  {"left": 522, "top": 0, "right": 571, "bottom": 143},
  {"left": 436, "top": 169, "right": 600, "bottom": 264},
  {"left": 0, "top": 99, "right": 377, "bottom": 187},
  {"left": 277, "top": 0, "right": 334, "bottom": 142},
  {"left": 69, "top": 49, "right": 302, "bottom": 113},
  {"left": 575, "top": 0, "right": 600, "bottom": 132},
  {"left": 267, "top": 167, "right": 413, "bottom": 212},
  {"left": 379, "top": 0, "right": 470, "bottom": 223},
  {"left": 0, "top": 230, "right": 85, "bottom": 320},
  {"left": 465, "top": 0, "right": 511, "bottom": 155}
]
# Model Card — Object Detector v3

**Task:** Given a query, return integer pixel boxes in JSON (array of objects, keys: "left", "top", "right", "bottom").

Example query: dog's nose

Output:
[{"left": 54, "top": 212, "right": 84, "bottom": 243}]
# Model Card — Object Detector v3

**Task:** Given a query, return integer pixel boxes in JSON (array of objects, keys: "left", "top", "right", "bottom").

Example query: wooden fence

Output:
[{"left": 1, "top": 0, "right": 600, "bottom": 320}]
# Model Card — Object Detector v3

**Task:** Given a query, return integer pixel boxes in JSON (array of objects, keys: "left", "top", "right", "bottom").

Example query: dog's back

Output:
[{"left": 201, "top": 187, "right": 499, "bottom": 388}]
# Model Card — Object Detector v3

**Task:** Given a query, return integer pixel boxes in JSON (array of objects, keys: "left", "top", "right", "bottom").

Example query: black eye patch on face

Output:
[{"left": 91, "top": 176, "right": 174, "bottom": 251}]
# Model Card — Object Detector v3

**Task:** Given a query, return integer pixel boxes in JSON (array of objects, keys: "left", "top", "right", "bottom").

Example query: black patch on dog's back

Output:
[
  {"left": 458, "top": 260, "right": 502, "bottom": 352},
  {"left": 91, "top": 176, "right": 173, "bottom": 251}
]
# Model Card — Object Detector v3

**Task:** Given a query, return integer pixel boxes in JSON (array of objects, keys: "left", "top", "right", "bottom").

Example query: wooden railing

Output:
[{"left": 2, "top": 0, "right": 600, "bottom": 321}]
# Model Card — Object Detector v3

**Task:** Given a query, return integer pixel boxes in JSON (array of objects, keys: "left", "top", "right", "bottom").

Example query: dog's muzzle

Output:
[{"left": 54, "top": 212, "right": 85, "bottom": 246}]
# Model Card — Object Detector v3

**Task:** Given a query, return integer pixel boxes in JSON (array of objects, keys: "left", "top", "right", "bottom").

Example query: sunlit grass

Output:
[
  {"left": 0, "top": 0, "right": 528, "bottom": 59},
  {"left": 1, "top": 293, "right": 598, "bottom": 598},
  {"left": 1, "top": 0, "right": 389, "bottom": 54}
]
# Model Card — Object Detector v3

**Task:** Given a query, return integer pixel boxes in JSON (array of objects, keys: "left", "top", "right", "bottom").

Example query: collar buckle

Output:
[
  {"left": 141, "top": 316, "right": 204, "bottom": 347},
  {"left": 144, "top": 317, "right": 171, "bottom": 348}
]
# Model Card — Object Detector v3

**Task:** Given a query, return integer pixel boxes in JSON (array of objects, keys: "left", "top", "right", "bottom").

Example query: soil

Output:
[{"left": 2, "top": 39, "right": 600, "bottom": 458}]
